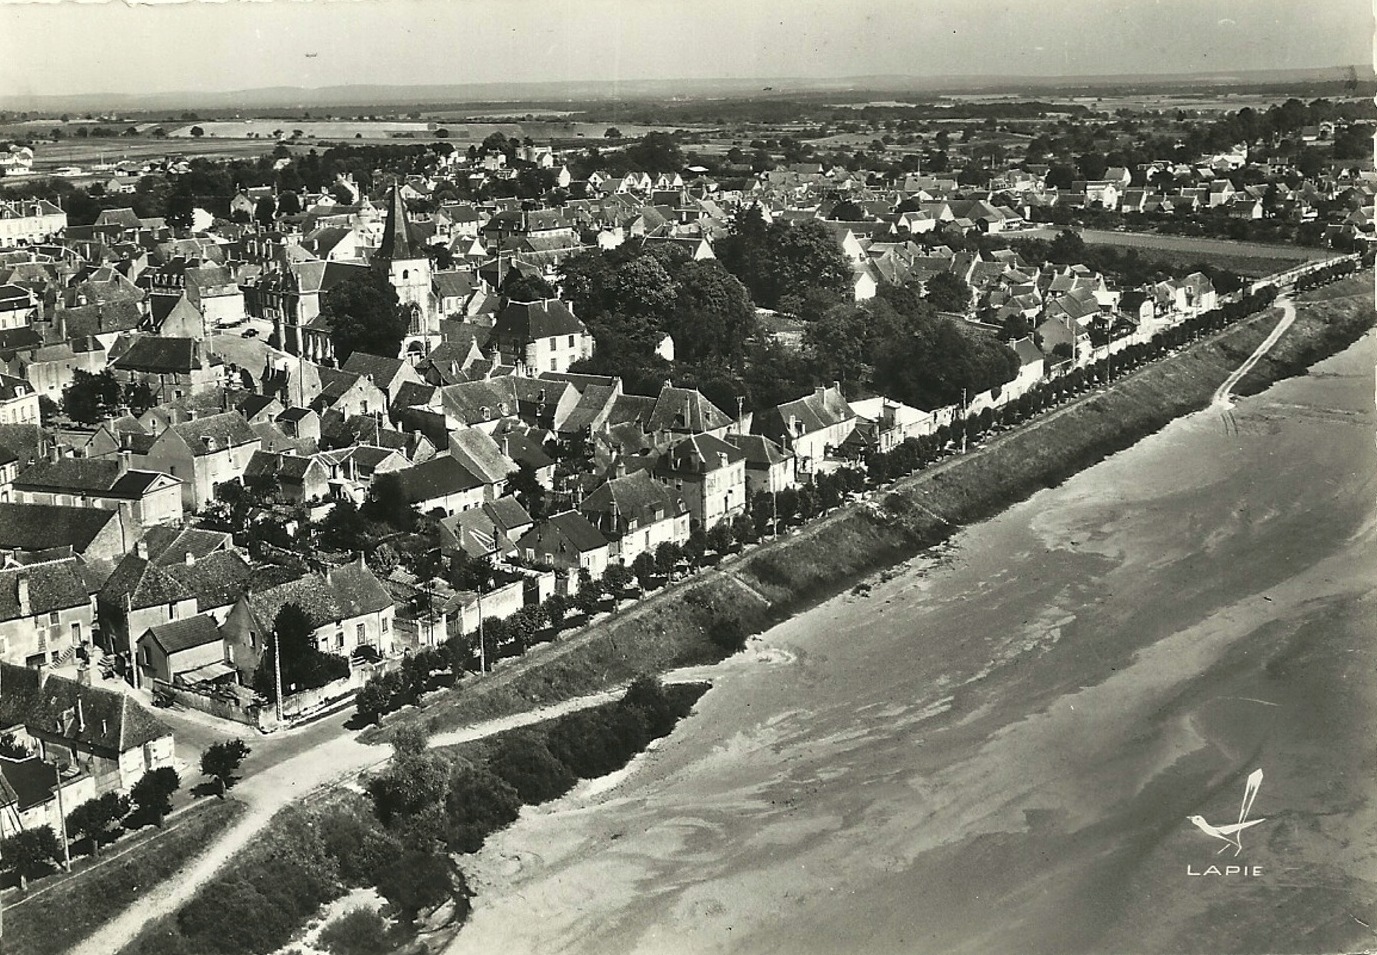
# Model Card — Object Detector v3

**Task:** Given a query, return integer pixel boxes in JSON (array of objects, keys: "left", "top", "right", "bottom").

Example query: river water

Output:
[{"left": 448, "top": 331, "right": 1377, "bottom": 955}]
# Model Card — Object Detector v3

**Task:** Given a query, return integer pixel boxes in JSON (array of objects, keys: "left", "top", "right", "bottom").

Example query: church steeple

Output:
[{"left": 378, "top": 179, "right": 418, "bottom": 262}]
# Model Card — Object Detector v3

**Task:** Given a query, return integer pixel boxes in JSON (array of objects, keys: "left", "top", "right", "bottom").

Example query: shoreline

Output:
[{"left": 371, "top": 274, "right": 1374, "bottom": 745}]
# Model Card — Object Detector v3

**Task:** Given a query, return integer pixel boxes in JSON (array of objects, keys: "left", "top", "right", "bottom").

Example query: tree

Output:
[
  {"left": 129, "top": 766, "right": 181, "bottom": 826},
  {"left": 602, "top": 563, "right": 634, "bottom": 604},
  {"left": 254, "top": 602, "right": 349, "bottom": 701},
  {"left": 574, "top": 582, "right": 602, "bottom": 618},
  {"left": 368, "top": 726, "right": 449, "bottom": 827},
  {"left": 67, "top": 792, "right": 129, "bottom": 856},
  {"left": 604, "top": 127, "right": 622, "bottom": 140},
  {"left": 924, "top": 271, "right": 972, "bottom": 313},
  {"left": 318, "top": 907, "right": 391, "bottom": 955},
  {"left": 663, "top": 260, "right": 757, "bottom": 365},
  {"left": 654, "top": 541, "right": 680, "bottom": 580},
  {"left": 201, "top": 739, "right": 251, "bottom": 796},
  {"left": 717, "top": 216, "right": 852, "bottom": 310},
  {"left": 252, "top": 195, "right": 276, "bottom": 225},
  {"left": 507, "top": 462, "right": 547, "bottom": 519},
  {"left": 376, "top": 850, "right": 451, "bottom": 921},
  {"left": 501, "top": 271, "right": 555, "bottom": 303},
  {"left": 543, "top": 592, "right": 568, "bottom": 631},
  {"left": 1, "top": 826, "right": 62, "bottom": 889},
  {"left": 63, "top": 368, "right": 122, "bottom": 424},
  {"left": 707, "top": 522, "right": 736, "bottom": 556},
  {"left": 355, "top": 677, "right": 392, "bottom": 725},
  {"left": 320, "top": 265, "right": 409, "bottom": 363},
  {"left": 276, "top": 190, "right": 302, "bottom": 216},
  {"left": 189, "top": 125, "right": 205, "bottom": 138},
  {"left": 631, "top": 551, "right": 657, "bottom": 592}
]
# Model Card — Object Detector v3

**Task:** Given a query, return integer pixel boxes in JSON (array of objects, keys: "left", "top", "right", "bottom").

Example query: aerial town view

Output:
[{"left": 0, "top": 1, "right": 1372, "bottom": 953}]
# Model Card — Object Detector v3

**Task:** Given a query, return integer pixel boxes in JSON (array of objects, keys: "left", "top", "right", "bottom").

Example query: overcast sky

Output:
[{"left": 0, "top": 0, "right": 1371, "bottom": 98}]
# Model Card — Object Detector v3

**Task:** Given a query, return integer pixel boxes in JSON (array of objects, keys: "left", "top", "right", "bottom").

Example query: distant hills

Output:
[{"left": 3, "top": 65, "right": 1371, "bottom": 114}]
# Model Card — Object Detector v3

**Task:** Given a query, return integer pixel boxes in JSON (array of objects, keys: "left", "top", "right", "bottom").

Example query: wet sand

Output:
[{"left": 447, "top": 333, "right": 1377, "bottom": 955}]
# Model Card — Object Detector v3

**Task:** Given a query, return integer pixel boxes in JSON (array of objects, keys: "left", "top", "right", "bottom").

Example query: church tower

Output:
[{"left": 377, "top": 180, "right": 436, "bottom": 348}]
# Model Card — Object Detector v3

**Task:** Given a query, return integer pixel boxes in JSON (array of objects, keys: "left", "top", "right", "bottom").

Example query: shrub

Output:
[
  {"left": 376, "top": 850, "right": 450, "bottom": 921},
  {"left": 488, "top": 732, "right": 576, "bottom": 804},
  {"left": 442, "top": 765, "right": 522, "bottom": 853},
  {"left": 319, "top": 907, "right": 392, "bottom": 955},
  {"left": 319, "top": 809, "right": 405, "bottom": 887},
  {"left": 177, "top": 878, "right": 298, "bottom": 955},
  {"left": 708, "top": 616, "right": 748, "bottom": 654}
]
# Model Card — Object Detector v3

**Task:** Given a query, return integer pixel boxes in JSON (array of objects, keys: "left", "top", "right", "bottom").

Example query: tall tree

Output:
[
  {"left": 200, "top": 739, "right": 251, "bottom": 796},
  {"left": 129, "top": 767, "right": 180, "bottom": 827},
  {"left": 664, "top": 260, "right": 757, "bottom": 365},
  {"left": 320, "top": 265, "right": 409, "bottom": 363},
  {"left": 63, "top": 368, "right": 122, "bottom": 424}
]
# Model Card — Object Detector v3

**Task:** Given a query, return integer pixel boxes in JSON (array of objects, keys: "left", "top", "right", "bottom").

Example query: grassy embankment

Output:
[
  {"left": 119, "top": 679, "right": 708, "bottom": 955},
  {"left": 365, "top": 276, "right": 1374, "bottom": 744},
  {"left": 1, "top": 797, "right": 245, "bottom": 955}
]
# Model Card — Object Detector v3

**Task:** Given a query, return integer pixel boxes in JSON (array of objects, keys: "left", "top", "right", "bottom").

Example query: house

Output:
[
  {"left": 0, "top": 374, "right": 39, "bottom": 426},
  {"left": 109, "top": 337, "right": 221, "bottom": 401},
  {"left": 311, "top": 367, "right": 389, "bottom": 419},
  {"left": 844, "top": 397, "right": 934, "bottom": 457},
  {"left": 579, "top": 468, "right": 690, "bottom": 565},
  {"left": 0, "top": 752, "right": 97, "bottom": 842},
  {"left": 221, "top": 557, "right": 394, "bottom": 683},
  {"left": 135, "top": 614, "right": 229, "bottom": 686},
  {"left": 751, "top": 384, "right": 857, "bottom": 480},
  {"left": 653, "top": 432, "right": 747, "bottom": 530},
  {"left": 125, "top": 411, "right": 261, "bottom": 511},
  {"left": 516, "top": 510, "right": 610, "bottom": 579},
  {"left": 340, "top": 351, "right": 425, "bottom": 406},
  {"left": 95, "top": 529, "right": 252, "bottom": 679},
  {"left": 0, "top": 558, "right": 96, "bottom": 668},
  {"left": 12, "top": 455, "right": 183, "bottom": 527},
  {"left": 438, "top": 497, "right": 534, "bottom": 561},
  {"left": 723, "top": 433, "right": 796, "bottom": 495},
  {"left": 446, "top": 426, "right": 517, "bottom": 501},
  {"left": 0, "top": 662, "right": 174, "bottom": 795},
  {"left": 386, "top": 454, "right": 486, "bottom": 515},
  {"left": 242, "top": 450, "right": 334, "bottom": 504},
  {"left": 489, "top": 299, "right": 594, "bottom": 374},
  {"left": 0, "top": 501, "right": 139, "bottom": 565}
]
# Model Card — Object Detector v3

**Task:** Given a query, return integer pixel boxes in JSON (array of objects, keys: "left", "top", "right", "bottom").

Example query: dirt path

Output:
[
  {"left": 1213, "top": 298, "right": 1296, "bottom": 407},
  {"left": 68, "top": 682, "right": 665, "bottom": 955}
]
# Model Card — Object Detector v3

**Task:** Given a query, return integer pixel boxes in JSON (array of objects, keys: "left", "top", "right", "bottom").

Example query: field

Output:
[
  {"left": 166, "top": 118, "right": 681, "bottom": 143},
  {"left": 1019, "top": 226, "right": 1329, "bottom": 275}
]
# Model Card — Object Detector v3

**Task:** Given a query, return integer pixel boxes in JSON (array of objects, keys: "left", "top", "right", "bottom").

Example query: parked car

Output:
[{"left": 241, "top": 328, "right": 259, "bottom": 338}]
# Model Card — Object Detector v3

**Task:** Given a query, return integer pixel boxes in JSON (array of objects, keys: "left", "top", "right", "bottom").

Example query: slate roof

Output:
[
  {"left": 166, "top": 412, "right": 258, "bottom": 456},
  {"left": 754, "top": 385, "right": 856, "bottom": 440},
  {"left": 14, "top": 458, "right": 125, "bottom": 494},
  {"left": 724, "top": 432, "right": 792, "bottom": 467},
  {"left": 0, "top": 558, "right": 91, "bottom": 621},
  {"left": 0, "top": 662, "right": 170, "bottom": 756},
  {"left": 492, "top": 299, "right": 587, "bottom": 342},
  {"left": 646, "top": 384, "right": 733, "bottom": 435},
  {"left": 580, "top": 469, "right": 683, "bottom": 532},
  {"left": 143, "top": 614, "right": 223, "bottom": 656},
  {"left": 342, "top": 351, "right": 410, "bottom": 387},
  {"left": 517, "top": 510, "right": 608, "bottom": 557},
  {"left": 242, "top": 559, "right": 392, "bottom": 631},
  {"left": 0, "top": 502, "right": 121, "bottom": 555},
  {"left": 391, "top": 455, "right": 484, "bottom": 504},
  {"left": 448, "top": 427, "right": 516, "bottom": 485}
]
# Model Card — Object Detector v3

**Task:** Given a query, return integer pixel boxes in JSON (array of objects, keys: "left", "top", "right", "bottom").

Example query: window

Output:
[
  {"left": 356, "top": 623, "right": 365, "bottom": 644},
  {"left": 249, "top": 631, "right": 256, "bottom": 649},
  {"left": 568, "top": 335, "right": 575, "bottom": 347},
  {"left": 48, "top": 611, "right": 59, "bottom": 626},
  {"left": 336, "top": 630, "right": 344, "bottom": 649},
  {"left": 70, "top": 622, "right": 81, "bottom": 645},
  {"left": 381, "top": 617, "right": 389, "bottom": 634},
  {"left": 549, "top": 358, "right": 557, "bottom": 371}
]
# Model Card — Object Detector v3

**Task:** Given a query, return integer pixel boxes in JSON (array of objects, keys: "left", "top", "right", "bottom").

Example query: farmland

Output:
[{"left": 1019, "top": 226, "right": 1328, "bottom": 275}]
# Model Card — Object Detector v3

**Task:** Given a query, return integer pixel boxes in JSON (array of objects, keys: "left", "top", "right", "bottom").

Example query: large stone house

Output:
[
  {"left": 653, "top": 432, "right": 747, "bottom": 530},
  {"left": 220, "top": 558, "right": 394, "bottom": 684},
  {"left": 490, "top": 299, "right": 594, "bottom": 374},
  {"left": 751, "top": 384, "right": 857, "bottom": 480},
  {"left": 0, "top": 558, "right": 96, "bottom": 668},
  {"left": 579, "top": 468, "right": 690, "bottom": 564},
  {"left": 12, "top": 455, "right": 183, "bottom": 527},
  {"left": 124, "top": 411, "right": 261, "bottom": 511}
]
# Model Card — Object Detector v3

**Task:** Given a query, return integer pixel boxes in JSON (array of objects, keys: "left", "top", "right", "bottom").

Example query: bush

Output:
[
  {"left": 488, "top": 732, "right": 576, "bottom": 804},
  {"left": 376, "top": 850, "right": 450, "bottom": 921},
  {"left": 319, "top": 907, "right": 392, "bottom": 955},
  {"left": 708, "top": 616, "right": 748, "bottom": 654},
  {"left": 318, "top": 809, "right": 404, "bottom": 887},
  {"left": 177, "top": 878, "right": 299, "bottom": 955},
  {"left": 442, "top": 765, "right": 522, "bottom": 853}
]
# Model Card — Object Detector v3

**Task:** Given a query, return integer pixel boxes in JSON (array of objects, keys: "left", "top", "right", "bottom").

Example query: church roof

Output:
[{"left": 377, "top": 181, "right": 418, "bottom": 263}]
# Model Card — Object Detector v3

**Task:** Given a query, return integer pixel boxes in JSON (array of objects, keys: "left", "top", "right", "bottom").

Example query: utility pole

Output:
[
  {"left": 960, "top": 388, "right": 968, "bottom": 454},
  {"left": 52, "top": 756, "right": 70, "bottom": 872},
  {"left": 476, "top": 583, "right": 485, "bottom": 673}
]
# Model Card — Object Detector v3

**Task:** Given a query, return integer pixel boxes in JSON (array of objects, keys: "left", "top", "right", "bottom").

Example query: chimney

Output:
[
  {"left": 16, "top": 574, "right": 29, "bottom": 617},
  {"left": 135, "top": 539, "right": 148, "bottom": 559},
  {"left": 117, "top": 449, "right": 131, "bottom": 475},
  {"left": 77, "top": 698, "right": 86, "bottom": 733}
]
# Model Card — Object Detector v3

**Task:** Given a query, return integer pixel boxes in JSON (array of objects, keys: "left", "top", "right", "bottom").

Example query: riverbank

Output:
[{"left": 371, "top": 275, "right": 1373, "bottom": 745}]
